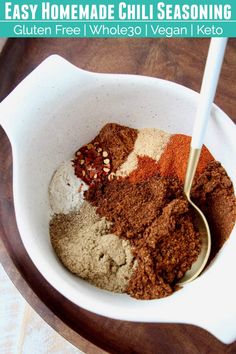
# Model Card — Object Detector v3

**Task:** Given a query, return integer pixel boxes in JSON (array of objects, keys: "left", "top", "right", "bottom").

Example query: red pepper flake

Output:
[{"left": 73, "top": 143, "right": 112, "bottom": 187}]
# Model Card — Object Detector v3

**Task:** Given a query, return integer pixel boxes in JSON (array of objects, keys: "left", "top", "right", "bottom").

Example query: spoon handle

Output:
[
  {"left": 192, "top": 37, "right": 228, "bottom": 149},
  {"left": 184, "top": 38, "right": 228, "bottom": 196}
]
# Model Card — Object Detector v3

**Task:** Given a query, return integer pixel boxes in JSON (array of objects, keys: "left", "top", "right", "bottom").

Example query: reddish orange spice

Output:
[
  {"left": 129, "top": 156, "right": 159, "bottom": 183},
  {"left": 128, "top": 134, "right": 214, "bottom": 184},
  {"left": 156, "top": 134, "right": 214, "bottom": 183}
]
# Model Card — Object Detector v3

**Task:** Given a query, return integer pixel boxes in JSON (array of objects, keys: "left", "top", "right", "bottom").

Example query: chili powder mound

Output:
[
  {"left": 86, "top": 175, "right": 201, "bottom": 300},
  {"left": 128, "top": 134, "right": 214, "bottom": 185},
  {"left": 156, "top": 134, "right": 214, "bottom": 183},
  {"left": 129, "top": 156, "right": 159, "bottom": 183}
]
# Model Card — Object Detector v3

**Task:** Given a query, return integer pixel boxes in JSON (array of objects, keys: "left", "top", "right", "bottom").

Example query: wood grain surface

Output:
[{"left": 0, "top": 38, "right": 236, "bottom": 354}]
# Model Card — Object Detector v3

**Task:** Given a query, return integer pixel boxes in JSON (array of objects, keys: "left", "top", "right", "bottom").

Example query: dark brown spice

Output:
[
  {"left": 92, "top": 123, "right": 138, "bottom": 171},
  {"left": 86, "top": 174, "right": 201, "bottom": 299},
  {"left": 127, "top": 155, "right": 236, "bottom": 278},
  {"left": 73, "top": 123, "right": 138, "bottom": 187},
  {"left": 192, "top": 161, "right": 236, "bottom": 260}
]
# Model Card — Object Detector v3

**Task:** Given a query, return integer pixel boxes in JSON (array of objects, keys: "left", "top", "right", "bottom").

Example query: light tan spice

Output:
[
  {"left": 50, "top": 201, "right": 136, "bottom": 293},
  {"left": 116, "top": 128, "right": 171, "bottom": 177}
]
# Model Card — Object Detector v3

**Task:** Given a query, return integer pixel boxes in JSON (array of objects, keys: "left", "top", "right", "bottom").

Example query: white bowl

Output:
[{"left": 0, "top": 55, "right": 235, "bottom": 344}]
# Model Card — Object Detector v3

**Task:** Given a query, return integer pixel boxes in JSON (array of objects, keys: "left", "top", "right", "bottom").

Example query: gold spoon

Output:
[{"left": 178, "top": 38, "right": 228, "bottom": 285}]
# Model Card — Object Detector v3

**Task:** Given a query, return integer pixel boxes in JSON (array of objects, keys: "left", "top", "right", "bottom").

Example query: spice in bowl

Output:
[
  {"left": 49, "top": 123, "right": 236, "bottom": 300},
  {"left": 73, "top": 142, "right": 112, "bottom": 186}
]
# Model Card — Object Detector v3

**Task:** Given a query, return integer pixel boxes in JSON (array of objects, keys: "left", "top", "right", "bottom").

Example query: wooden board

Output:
[{"left": 0, "top": 38, "right": 236, "bottom": 354}]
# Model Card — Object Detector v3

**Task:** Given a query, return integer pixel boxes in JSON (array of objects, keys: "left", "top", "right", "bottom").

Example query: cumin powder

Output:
[{"left": 50, "top": 201, "right": 136, "bottom": 293}]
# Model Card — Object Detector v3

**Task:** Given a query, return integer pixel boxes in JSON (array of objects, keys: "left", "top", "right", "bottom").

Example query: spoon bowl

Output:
[{"left": 178, "top": 149, "right": 211, "bottom": 285}]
